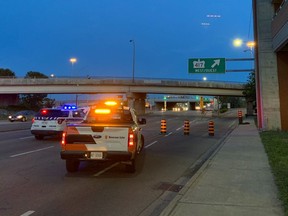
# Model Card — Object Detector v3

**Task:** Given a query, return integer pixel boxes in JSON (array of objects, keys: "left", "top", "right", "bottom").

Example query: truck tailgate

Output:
[{"left": 65, "top": 125, "right": 130, "bottom": 152}]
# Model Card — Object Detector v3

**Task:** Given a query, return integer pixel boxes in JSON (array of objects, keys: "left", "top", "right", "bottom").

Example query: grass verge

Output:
[{"left": 260, "top": 131, "right": 288, "bottom": 215}]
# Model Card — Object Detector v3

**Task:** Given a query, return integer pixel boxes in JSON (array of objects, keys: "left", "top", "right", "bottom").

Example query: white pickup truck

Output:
[{"left": 60, "top": 101, "right": 146, "bottom": 173}]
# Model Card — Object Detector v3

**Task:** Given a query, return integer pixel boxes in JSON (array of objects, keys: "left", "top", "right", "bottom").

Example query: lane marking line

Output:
[
  {"left": 165, "top": 132, "right": 172, "bottom": 137},
  {"left": 20, "top": 210, "right": 35, "bottom": 216},
  {"left": 10, "top": 146, "right": 54, "bottom": 158},
  {"left": 145, "top": 141, "right": 158, "bottom": 149},
  {"left": 176, "top": 127, "right": 182, "bottom": 131},
  {"left": 93, "top": 162, "right": 120, "bottom": 177},
  {"left": 229, "top": 121, "right": 235, "bottom": 128},
  {"left": 19, "top": 136, "right": 34, "bottom": 140}
]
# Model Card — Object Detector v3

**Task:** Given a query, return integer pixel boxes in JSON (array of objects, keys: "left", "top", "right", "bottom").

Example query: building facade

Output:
[{"left": 254, "top": 0, "right": 288, "bottom": 130}]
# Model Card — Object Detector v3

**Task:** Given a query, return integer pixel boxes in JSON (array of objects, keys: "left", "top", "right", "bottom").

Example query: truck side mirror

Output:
[{"left": 138, "top": 118, "right": 146, "bottom": 125}]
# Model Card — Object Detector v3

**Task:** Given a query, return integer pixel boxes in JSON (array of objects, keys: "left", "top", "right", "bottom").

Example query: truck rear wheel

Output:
[
  {"left": 35, "top": 135, "right": 44, "bottom": 140},
  {"left": 66, "top": 160, "right": 80, "bottom": 173},
  {"left": 139, "top": 135, "right": 144, "bottom": 153},
  {"left": 125, "top": 159, "right": 136, "bottom": 173}
]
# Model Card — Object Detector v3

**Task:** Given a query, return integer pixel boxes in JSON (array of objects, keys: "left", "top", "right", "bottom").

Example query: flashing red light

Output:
[{"left": 41, "top": 110, "right": 47, "bottom": 114}]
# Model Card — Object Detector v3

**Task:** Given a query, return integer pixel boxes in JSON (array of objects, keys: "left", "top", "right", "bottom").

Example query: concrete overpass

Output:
[
  {"left": 0, "top": 78, "right": 244, "bottom": 95},
  {"left": 0, "top": 78, "right": 244, "bottom": 114}
]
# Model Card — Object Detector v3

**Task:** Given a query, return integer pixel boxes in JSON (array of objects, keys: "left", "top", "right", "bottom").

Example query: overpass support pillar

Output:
[
  {"left": 253, "top": 0, "right": 281, "bottom": 130},
  {"left": 126, "top": 92, "right": 147, "bottom": 115},
  {"left": 189, "top": 102, "right": 196, "bottom": 110}
]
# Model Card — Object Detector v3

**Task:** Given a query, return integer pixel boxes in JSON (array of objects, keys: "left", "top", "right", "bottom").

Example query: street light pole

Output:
[
  {"left": 129, "top": 40, "right": 135, "bottom": 83},
  {"left": 69, "top": 57, "right": 77, "bottom": 105},
  {"left": 69, "top": 58, "right": 77, "bottom": 77}
]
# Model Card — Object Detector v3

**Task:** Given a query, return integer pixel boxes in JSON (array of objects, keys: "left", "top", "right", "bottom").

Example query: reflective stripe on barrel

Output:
[
  {"left": 161, "top": 119, "right": 167, "bottom": 134},
  {"left": 208, "top": 121, "right": 214, "bottom": 136},
  {"left": 184, "top": 120, "right": 190, "bottom": 135},
  {"left": 238, "top": 110, "right": 243, "bottom": 124}
]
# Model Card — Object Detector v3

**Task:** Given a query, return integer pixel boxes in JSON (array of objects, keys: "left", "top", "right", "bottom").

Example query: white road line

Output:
[
  {"left": 19, "top": 136, "right": 34, "bottom": 140},
  {"left": 144, "top": 141, "right": 158, "bottom": 149},
  {"left": 93, "top": 162, "right": 120, "bottom": 177},
  {"left": 229, "top": 121, "right": 235, "bottom": 128},
  {"left": 20, "top": 210, "right": 35, "bottom": 216},
  {"left": 10, "top": 146, "right": 54, "bottom": 158},
  {"left": 176, "top": 127, "right": 183, "bottom": 131},
  {"left": 165, "top": 132, "right": 172, "bottom": 137}
]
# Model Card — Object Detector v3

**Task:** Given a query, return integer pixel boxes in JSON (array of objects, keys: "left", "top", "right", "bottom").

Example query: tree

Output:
[
  {"left": 25, "top": 71, "right": 48, "bottom": 78},
  {"left": 243, "top": 72, "right": 256, "bottom": 115},
  {"left": 42, "top": 98, "right": 56, "bottom": 108},
  {"left": 0, "top": 68, "right": 18, "bottom": 106},
  {"left": 219, "top": 96, "right": 245, "bottom": 108},
  {"left": 20, "top": 71, "right": 55, "bottom": 110},
  {"left": 20, "top": 94, "right": 48, "bottom": 110},
  {"left": 0, "top": 68, "right": 16, "bottom": 77}
]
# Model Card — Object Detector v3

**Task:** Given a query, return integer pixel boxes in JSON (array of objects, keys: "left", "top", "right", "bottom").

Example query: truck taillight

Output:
[
  {"left": 61, "top": 132, "right": 66, "bottom": 146},
  {"left": 128, "top": 129, "right": 135, "bottom": 151},
  {"left": 129, "top": 134, "right": 134, "bottom": 146},
  {"left": 32, "top": 118, "right": 35, "bottom": 123}
]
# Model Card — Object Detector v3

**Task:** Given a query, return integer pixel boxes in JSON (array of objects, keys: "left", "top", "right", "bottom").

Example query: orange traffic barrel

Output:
[
  {"left": 238, "top": 110, "right": 243, "bottom": 124},
  {"left": 208, "top": 121, "right": 214, "bottom": 136},
  {"left": 161, "top": 119, "right": 167, "bottom": 134},
  {"left": 184, "top": 120, "right": 190, "bottom": 135}
]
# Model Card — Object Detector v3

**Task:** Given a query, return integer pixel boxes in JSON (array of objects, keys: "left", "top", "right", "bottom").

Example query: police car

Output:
[{"left": 31, "top": 105, "right": 88, "bottom": 140}]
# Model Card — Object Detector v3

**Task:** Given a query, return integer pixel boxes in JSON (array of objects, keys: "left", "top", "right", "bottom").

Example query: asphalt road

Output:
[{"left": 0, "top": 111, "right": 238, "bottom": 216}]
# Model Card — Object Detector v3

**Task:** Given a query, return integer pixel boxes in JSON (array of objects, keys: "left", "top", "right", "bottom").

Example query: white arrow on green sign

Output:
[{"left": 188, "top": 58, "right": 226, "bottom": 73}]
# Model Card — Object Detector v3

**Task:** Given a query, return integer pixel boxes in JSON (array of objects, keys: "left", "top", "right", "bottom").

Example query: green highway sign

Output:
[{"left": 188, "top": 58, "right": 226, "bottom": 73}]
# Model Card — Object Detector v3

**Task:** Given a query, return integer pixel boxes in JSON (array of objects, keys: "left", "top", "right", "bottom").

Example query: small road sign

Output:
[{"left": 188, "top": 58, "right": 226, "bottom": 73}]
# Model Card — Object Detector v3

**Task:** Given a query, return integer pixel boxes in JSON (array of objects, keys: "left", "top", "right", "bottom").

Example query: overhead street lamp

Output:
[
  {"left": 233, "top": 38, "right": 256, "bottom": 51},
  {"left": 246, "top": 41, "right": 256, "bottom": 50},
  {"left": 69, "top": 57, "right": 77, "bottom": 75},
  {"left": 233, "top": 38, "right": 244, "bottom": 47},
  {"left": 233, "top": 38, "right": 256, "bottom": 59},
  {"left": 129, "top": 40, "right": 135, "bottom": 83},
  {"left": 70, "top": 57, "right": 77, "bottom": 65}
]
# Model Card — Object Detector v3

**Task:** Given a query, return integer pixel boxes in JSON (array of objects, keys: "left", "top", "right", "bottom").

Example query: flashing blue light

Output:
[{"left": 63, "top": 105, "right": 77, "bottom": 110}]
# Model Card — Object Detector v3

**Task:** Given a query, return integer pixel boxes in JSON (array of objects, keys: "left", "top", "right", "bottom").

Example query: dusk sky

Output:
[{"left": 0, "top": 0, "right": 254, "bottom": 83}]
